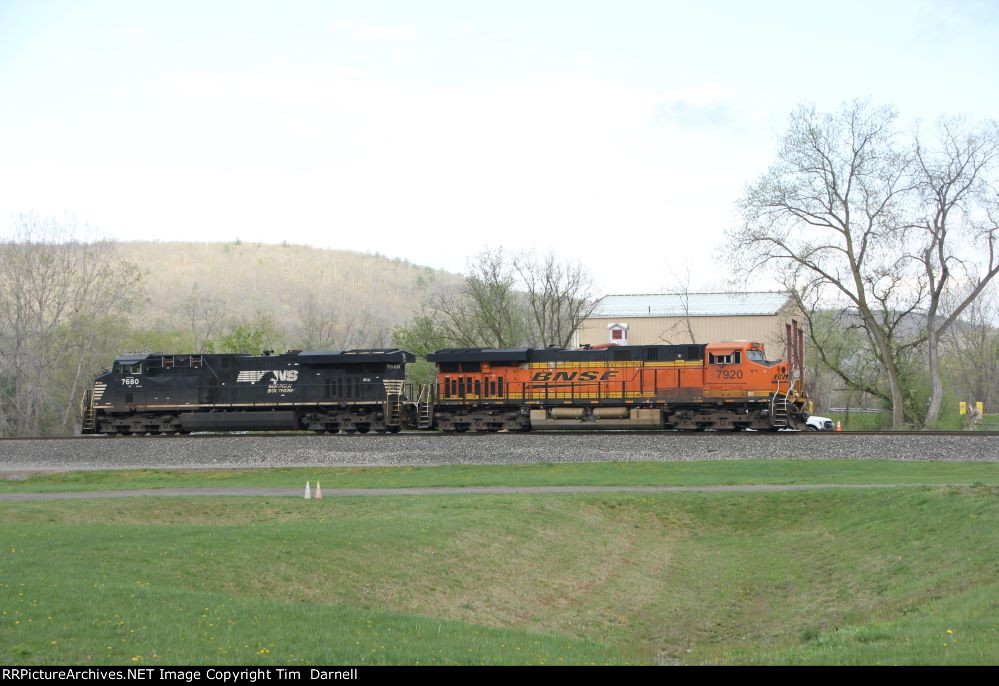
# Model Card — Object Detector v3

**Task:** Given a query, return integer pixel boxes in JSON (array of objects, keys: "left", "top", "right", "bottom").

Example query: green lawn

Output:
[
  {"left": 1, "top": 465, "right": 996, "bottom": 665},
  {"left": 2, "top": 459, "right": 997, "bottom": 493}
]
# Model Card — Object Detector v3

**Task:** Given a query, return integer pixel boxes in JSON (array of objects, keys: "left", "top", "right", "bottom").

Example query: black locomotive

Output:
[{"left": 80, "top": 349, "right": 414, "bottom": 435}]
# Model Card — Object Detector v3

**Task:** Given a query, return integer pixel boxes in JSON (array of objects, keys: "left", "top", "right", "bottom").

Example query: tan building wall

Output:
[{"left": 578, "top": 305, "right": 803, "bottom": 360}]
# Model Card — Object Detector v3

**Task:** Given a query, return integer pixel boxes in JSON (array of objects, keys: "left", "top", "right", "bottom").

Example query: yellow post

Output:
[
  {"left": 959, "top": 401, "right": 967, "bottom": 416},
  {"left": 977, "top": 401, "right": 984, "bottom": 416}
]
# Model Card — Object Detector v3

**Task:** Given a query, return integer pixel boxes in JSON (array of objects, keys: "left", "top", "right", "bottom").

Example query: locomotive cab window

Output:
[
  {"left": 746, "top": 350, "right": 764, "bottom": 362},
  {"left": 709, "top": 352, "right": 741, "bottom": 365}
]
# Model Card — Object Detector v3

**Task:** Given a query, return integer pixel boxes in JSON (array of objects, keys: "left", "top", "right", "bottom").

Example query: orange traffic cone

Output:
[
  {"left": 315, "top": 480, "right": 322, "bottom": 499},
  {"left": 836, "top": 420, "right": 842, "bottom": 432},
  {"left": 304, "top": 481, "right": 312, "bottom": 499}
]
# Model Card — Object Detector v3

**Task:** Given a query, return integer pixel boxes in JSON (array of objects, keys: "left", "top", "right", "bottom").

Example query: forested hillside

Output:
[
  {"left": 117, "top": 241, "right": 463, "bottom": 350},
  {"left": 0, "top": 232, "right": 463, "bottom": 436}
]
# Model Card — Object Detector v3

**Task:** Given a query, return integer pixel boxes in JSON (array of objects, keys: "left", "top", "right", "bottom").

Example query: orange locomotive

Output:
[{"left": 424, "top": 338, "right": 808, "bottom": 431}]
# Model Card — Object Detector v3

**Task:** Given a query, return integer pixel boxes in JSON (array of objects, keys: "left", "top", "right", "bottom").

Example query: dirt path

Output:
[{"left": 0, "top": 483, "right": 952, "bottom": 501}]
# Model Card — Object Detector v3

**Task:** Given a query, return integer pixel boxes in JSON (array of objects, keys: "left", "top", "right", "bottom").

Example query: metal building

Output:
[{"left": 576, "top": 292, "right": 799, "bottom": 358}]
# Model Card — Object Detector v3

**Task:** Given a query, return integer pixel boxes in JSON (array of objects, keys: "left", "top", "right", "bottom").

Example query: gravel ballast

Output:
[{"left": 0, "top": 433, "right": 996, "bottom": 472}]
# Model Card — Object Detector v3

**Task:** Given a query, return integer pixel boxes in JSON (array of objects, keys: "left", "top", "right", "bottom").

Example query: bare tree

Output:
[
  {"left": 176, "top": 285, "right": 225, "bottom": 352},
  {"left": 426, "top": 248, "right": 529, "bottom": 347},
  {"left": 658, "top": 265, "right": 697, "bottom": 344},
  {"left": 421, "top": 247, "right": 599, "bottom": 349},
  {"left": 731, "top": 101, "right": 922, "bottom": 428},
  {"left": 296, "top": 293, "right": 362, "bottom": 350},
  {"left": 0, "top": 213, "right": 143, "bottom": 436},
  {"left": 911, "top": 118, "right": 999, "bottom": 424},
  {"left": 513, "top": 251, "right": 599, "bottom": 347}
]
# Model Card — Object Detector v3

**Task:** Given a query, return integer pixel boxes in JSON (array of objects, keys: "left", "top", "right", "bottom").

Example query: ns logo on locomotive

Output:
[{"left": 80, "top": 327, "right": 810, "bottom": 434}]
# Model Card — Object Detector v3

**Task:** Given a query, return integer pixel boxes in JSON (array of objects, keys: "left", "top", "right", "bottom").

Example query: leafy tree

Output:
[
  {"left": 212, "top": 315, "right": 284, "bottom": 354},
  {"left": 391, "top": 313, "right": 452, "bottom": 386},
  {"left": 391, "top": 313, "right": 450, "bottom": 357}
]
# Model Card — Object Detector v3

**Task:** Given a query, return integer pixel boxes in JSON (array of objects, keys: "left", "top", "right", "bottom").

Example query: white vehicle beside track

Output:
[{"left": 805, "top": 415, "right": 835, "bottom": 431}]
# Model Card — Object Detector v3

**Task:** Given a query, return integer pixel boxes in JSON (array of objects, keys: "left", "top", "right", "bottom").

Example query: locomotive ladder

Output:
[
  {"left": 770, "top": 381, "right": 791, "bottom": 429},
  {"left": 80, "top": 389, "right": 96, "bottom": 434},
  {"left": 383, "top": 380, "right": 405, "bottom": 427},
  {"left": 416, "top": 384, "right": 434, "bottom": 429}
]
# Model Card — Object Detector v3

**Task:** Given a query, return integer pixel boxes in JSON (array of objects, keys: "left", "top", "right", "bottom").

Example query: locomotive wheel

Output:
[
  {"left": 387, "top": 426, "right": 401, "bottom": 433},
  {"left": 356, "top": 425, "right": 371, "bottom": 434}
]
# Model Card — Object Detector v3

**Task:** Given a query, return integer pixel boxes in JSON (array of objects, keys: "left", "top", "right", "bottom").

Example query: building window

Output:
[{"left": 607, "top": 322, "right": 629, "bottom": 344}]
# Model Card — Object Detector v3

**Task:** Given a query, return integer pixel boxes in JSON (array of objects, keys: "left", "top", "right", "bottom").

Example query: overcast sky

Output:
[{"left": 1, "top": 0, "right": 997, "bottom": 293}]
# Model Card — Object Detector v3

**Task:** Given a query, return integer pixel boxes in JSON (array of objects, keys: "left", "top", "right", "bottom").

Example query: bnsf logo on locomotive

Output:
[
  {"left": 236, "top": 370, "right": 300, "bottom": 383},
  {"left": 530, "top": 370, "right": 618, "bottom": 382}
]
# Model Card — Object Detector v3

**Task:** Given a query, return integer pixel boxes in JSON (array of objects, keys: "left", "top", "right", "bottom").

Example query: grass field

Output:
[
  {"left": 2, "top": 459, "right": 997, "bottom": 493},
  {"left": 1, "top": 461, "right": 997, "bottom": 665}
]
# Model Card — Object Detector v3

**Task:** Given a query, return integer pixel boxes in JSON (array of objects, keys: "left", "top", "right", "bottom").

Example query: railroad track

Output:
[
  {"left": 2, "top": 430, "right": 997, "bottom": 471},
  {"left": 3, "top": 430, "right": 999, "bottom": 441}
]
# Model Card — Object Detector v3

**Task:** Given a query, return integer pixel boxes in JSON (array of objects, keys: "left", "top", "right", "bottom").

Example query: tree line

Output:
[
  {"left": 0, "top": 217, "right": 456, "bottom": 436},
  {"left": 0, "top": 218, "right": 599, "bottom": 436}
]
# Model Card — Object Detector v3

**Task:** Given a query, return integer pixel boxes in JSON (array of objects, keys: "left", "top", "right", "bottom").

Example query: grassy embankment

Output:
[
  {"left": 1, "top": 461, "right": 996, "bottom": 665},
  {"left": 2, "top": 459, "right": 997, "bottom": 493}
]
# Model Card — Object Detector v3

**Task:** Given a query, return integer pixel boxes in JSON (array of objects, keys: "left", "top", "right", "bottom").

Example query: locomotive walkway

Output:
[{"left": 0, "top": 482, "right": 969, "bottom": 501}]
